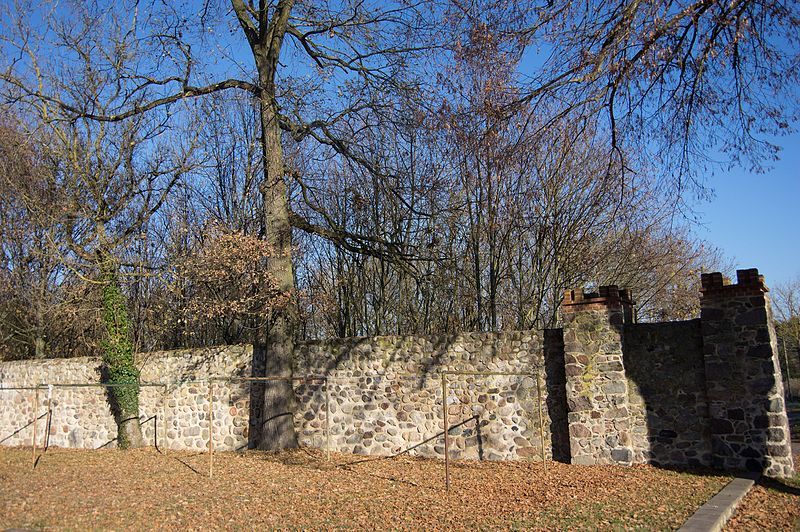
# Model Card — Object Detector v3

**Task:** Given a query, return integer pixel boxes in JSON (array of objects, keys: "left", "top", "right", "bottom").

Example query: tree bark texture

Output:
[{"left": 253, "top": 15, "right": 299, "bottom": 447}]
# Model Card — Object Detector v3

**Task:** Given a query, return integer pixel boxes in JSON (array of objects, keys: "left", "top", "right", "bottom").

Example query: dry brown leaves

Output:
[
  {"left": 0, "top": 447, "right": 732, "bottom": 530},
  {"left": 725, "top": 451, "right": 800, "bottom": 532}
]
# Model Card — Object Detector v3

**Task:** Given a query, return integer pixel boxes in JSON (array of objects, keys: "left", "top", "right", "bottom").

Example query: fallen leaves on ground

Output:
[
  {"left": 0, "top": 447, "right": 730, "bottom": 530},
  {"left": 725, "top": 452, "right": 800, "bottom": 532}
]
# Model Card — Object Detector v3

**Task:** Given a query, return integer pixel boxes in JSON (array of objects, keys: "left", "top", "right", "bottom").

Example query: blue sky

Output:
[{"left": 697, "top": 131, "right": 800, "bottom": 287}]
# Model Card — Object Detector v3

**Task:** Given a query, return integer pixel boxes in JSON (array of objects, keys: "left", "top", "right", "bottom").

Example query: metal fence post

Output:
[
  {"left": 536, "top": 372, "right": 547, "bottom": 475},
  {"left": 45, "top": 384, "right": 53, "bottom": 452},
  {"left": 208, "top": 381, "right": 214, "bottom": 479},
  {"left": 31, "top": 385, "right": 38, "bottom": 470},
  {"left": 325, "top": 378, "right": 331, "bottom": 462},
  {"left": 442, "top": 372, "right": 449, "bottom": 491}
]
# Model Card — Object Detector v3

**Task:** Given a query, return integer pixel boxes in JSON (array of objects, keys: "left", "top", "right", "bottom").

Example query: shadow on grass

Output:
[
  {"left": 168, "top": 452, "right": 206, "bottom": 476},
  {"left": 650, "top": 459, "right": 800, "bottom": 500},
  {"left": 756, "top": 475, "right": 800, "bottom": 496}
]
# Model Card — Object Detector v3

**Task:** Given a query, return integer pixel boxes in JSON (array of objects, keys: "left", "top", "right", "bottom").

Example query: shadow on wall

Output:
[
  {"left": 249, "top": 331, "right": 572, "bottom": 462},
  {"left": 249, "top": 345, "right": 266, "bottom": 449},
  {"left": 543, "top": 328, "right": 571, "bottom": 463},
  {"left": 623, "top": 320, "right": 714, "bottom": 468}
]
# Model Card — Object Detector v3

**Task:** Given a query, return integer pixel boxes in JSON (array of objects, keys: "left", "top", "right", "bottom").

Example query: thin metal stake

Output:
[
  {"left": 325, "top": 378, "right": 331, "bottom": 462},
  {"left": 782, "top": 338, "right": 793, "bottom": 401},
  {"left": 442, "top": 372, "right": 449, "bottom": 491},
  {"left": 45, "top": 392, "right": 52, "bottom": 452},
  {"left": 162, "top": 387, "right": 169, "bottom": 452},
  {"left": 208, "top": 382, "right": 214, "bottom": 479},
  {"left": 536, "top": 372, "right": 547, "bottom": 475},
  {"left": 31, "top": 386, "right": 38, "bottom": 470}
]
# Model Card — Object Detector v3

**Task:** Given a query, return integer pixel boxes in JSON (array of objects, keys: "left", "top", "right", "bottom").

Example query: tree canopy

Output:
[{"left": 0, "top": 0, "right": 795, "bottom": 446}]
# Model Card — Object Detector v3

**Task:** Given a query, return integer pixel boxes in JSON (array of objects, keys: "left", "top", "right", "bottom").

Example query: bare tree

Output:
[
  {"left": 3, "top": 0, "right": 796, "bottom": 451},
  {"left": 0, "top": 4, "right": 198, "bottom": 446},
  {"left": 508, "top": 0, "right": 800, "bottom": 190}
]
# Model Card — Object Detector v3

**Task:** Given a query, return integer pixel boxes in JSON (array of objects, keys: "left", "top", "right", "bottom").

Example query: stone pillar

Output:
[
  {"left": 561, "top": 286, "right": 636, "bottom": 466},
  {"left": 700, "top": 268, "right": 795, "bottom": 478}
]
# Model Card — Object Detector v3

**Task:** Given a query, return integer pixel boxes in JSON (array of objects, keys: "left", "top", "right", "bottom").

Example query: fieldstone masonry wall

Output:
[
  {"left": 624, "top": 320, "right": 712, "bottom": 467},
  {"left": 0, "top": 268, "right": 794, "bottom": 478},
  {"left": 1, "top": 333, "right": 571, "bottom": 462},
  {"left": 699, "top": 269, "right": 794, "bottom": 477},
  {"left": 291, "top": 332, "right": 566, "bottom": 460},
  {"left": 0, "top": 345, "right": 256, "bottom": 451},
  {"left": 561, "top": 286, "right": 635, "bottom": 466}
]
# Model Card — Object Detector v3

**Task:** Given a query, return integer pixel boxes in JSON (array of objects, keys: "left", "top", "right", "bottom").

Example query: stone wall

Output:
[
  {"left": 624, "top": 320, "right": 712, "bottom": 467},
  {"left": 0, "top": 268, "right": 794, "bottom": 478},
  {"left": 0, "top": 346, "right": 256, "bottom": 451},
  {"left": 1, "top": 333, "right": 570, "bottom": 461},
  {"left": 291, "top": 331, "right": 568, "bottom": 460},
  {"left": 699, "top": 269, "right": 794, "bottom": 478},
  {"left": 556, "top": 269, "right": 794, "bottom": 478}
]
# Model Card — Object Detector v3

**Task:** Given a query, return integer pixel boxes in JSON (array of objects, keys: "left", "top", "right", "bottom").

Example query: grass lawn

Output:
[
  {"left": 727, "top": 401, "right": 800, "bottom": 531},
  {"left": 0, "top": 447, "right": 732, "bottom": 530}
]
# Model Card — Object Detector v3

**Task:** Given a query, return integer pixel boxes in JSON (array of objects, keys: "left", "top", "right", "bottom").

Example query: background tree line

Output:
[
  {"left": 1, "top": 0, "right": 797, "bottom": 447},
  {"left": 3, "top": 0, "right": 794, "bottom": 362}
]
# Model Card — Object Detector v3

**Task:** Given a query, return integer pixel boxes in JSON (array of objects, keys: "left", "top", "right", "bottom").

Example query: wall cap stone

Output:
[
  {"left": 701, "top": 268, "right": 768, "bottom": 298},
  {"left": 562, "top": 285, "right": 634, "bottom": 309}
]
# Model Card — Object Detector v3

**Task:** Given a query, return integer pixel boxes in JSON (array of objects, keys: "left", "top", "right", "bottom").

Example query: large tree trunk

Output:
[
  {"left": 229, "top": 0, "right": 299, "bottom": 450},
  {"left": 255, "top": 78, "right": 299, "bottom": 450}
]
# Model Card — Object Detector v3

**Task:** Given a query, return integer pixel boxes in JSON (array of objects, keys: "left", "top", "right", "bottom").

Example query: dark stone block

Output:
[
  {"left": 753, "top": 415, "right": 770, "bottom": 429},
  {"left": 740, "top": 446, "right": 760, "bottom": 458},
  {"left": 767, "top": 444, "right": 790, "bottom": 458},
  {"left": 749, "top": 377, "right": 775, "bottom": 394},
  {"left": 569, "top": 424, "right": 592, "bottom": 438},
  {"left": 597, "top": 361, "right": 624, "bottom": 372},
  {"left": 704, "top": 362, "right": 728, "bottom": 381},
  {"left": 658, "top": 429, "right": 678, "bottom": 439},
  {"left": 746, "top": 344, "right": 773, "bottom": 359},
  {"left": 712, "top": 438, "right": 732, "bottom": 456},
  {"left": 701, "top": 308, "right": 725, "bottom": 321},
  {"left": 735, "top": 308, "right": 767, "bottom": 326},
  {"left": 711, "top": 419, "right": 734, "bottom": 434},
  {"left": 565, "top": 364, "right": 583, "bottom": 377},
  {"left": 728, "top": 408, "right": 745, "bottom": 420},
  {"left": 611, "top": 449, "right": 632, "bottom": 462},
  {"left": 767, "top": 398, "right": 784, "bottom": 413},
  {"left": 745, "top": 458, "right": 764, "bottom": 472},
  {"left": 567, "top": 396, "right": 591, "bottom": 411},
  {"left": 767, "top": 428, "right": 785, "bottom": 442}
]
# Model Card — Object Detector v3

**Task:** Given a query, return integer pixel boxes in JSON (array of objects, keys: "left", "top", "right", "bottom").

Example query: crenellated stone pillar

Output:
[
  {"left": 561, "top": 286, "right": 637, "bottom": 466},
  {"left": 700, "top": 268, "right": 795, "bottom": 478}
]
